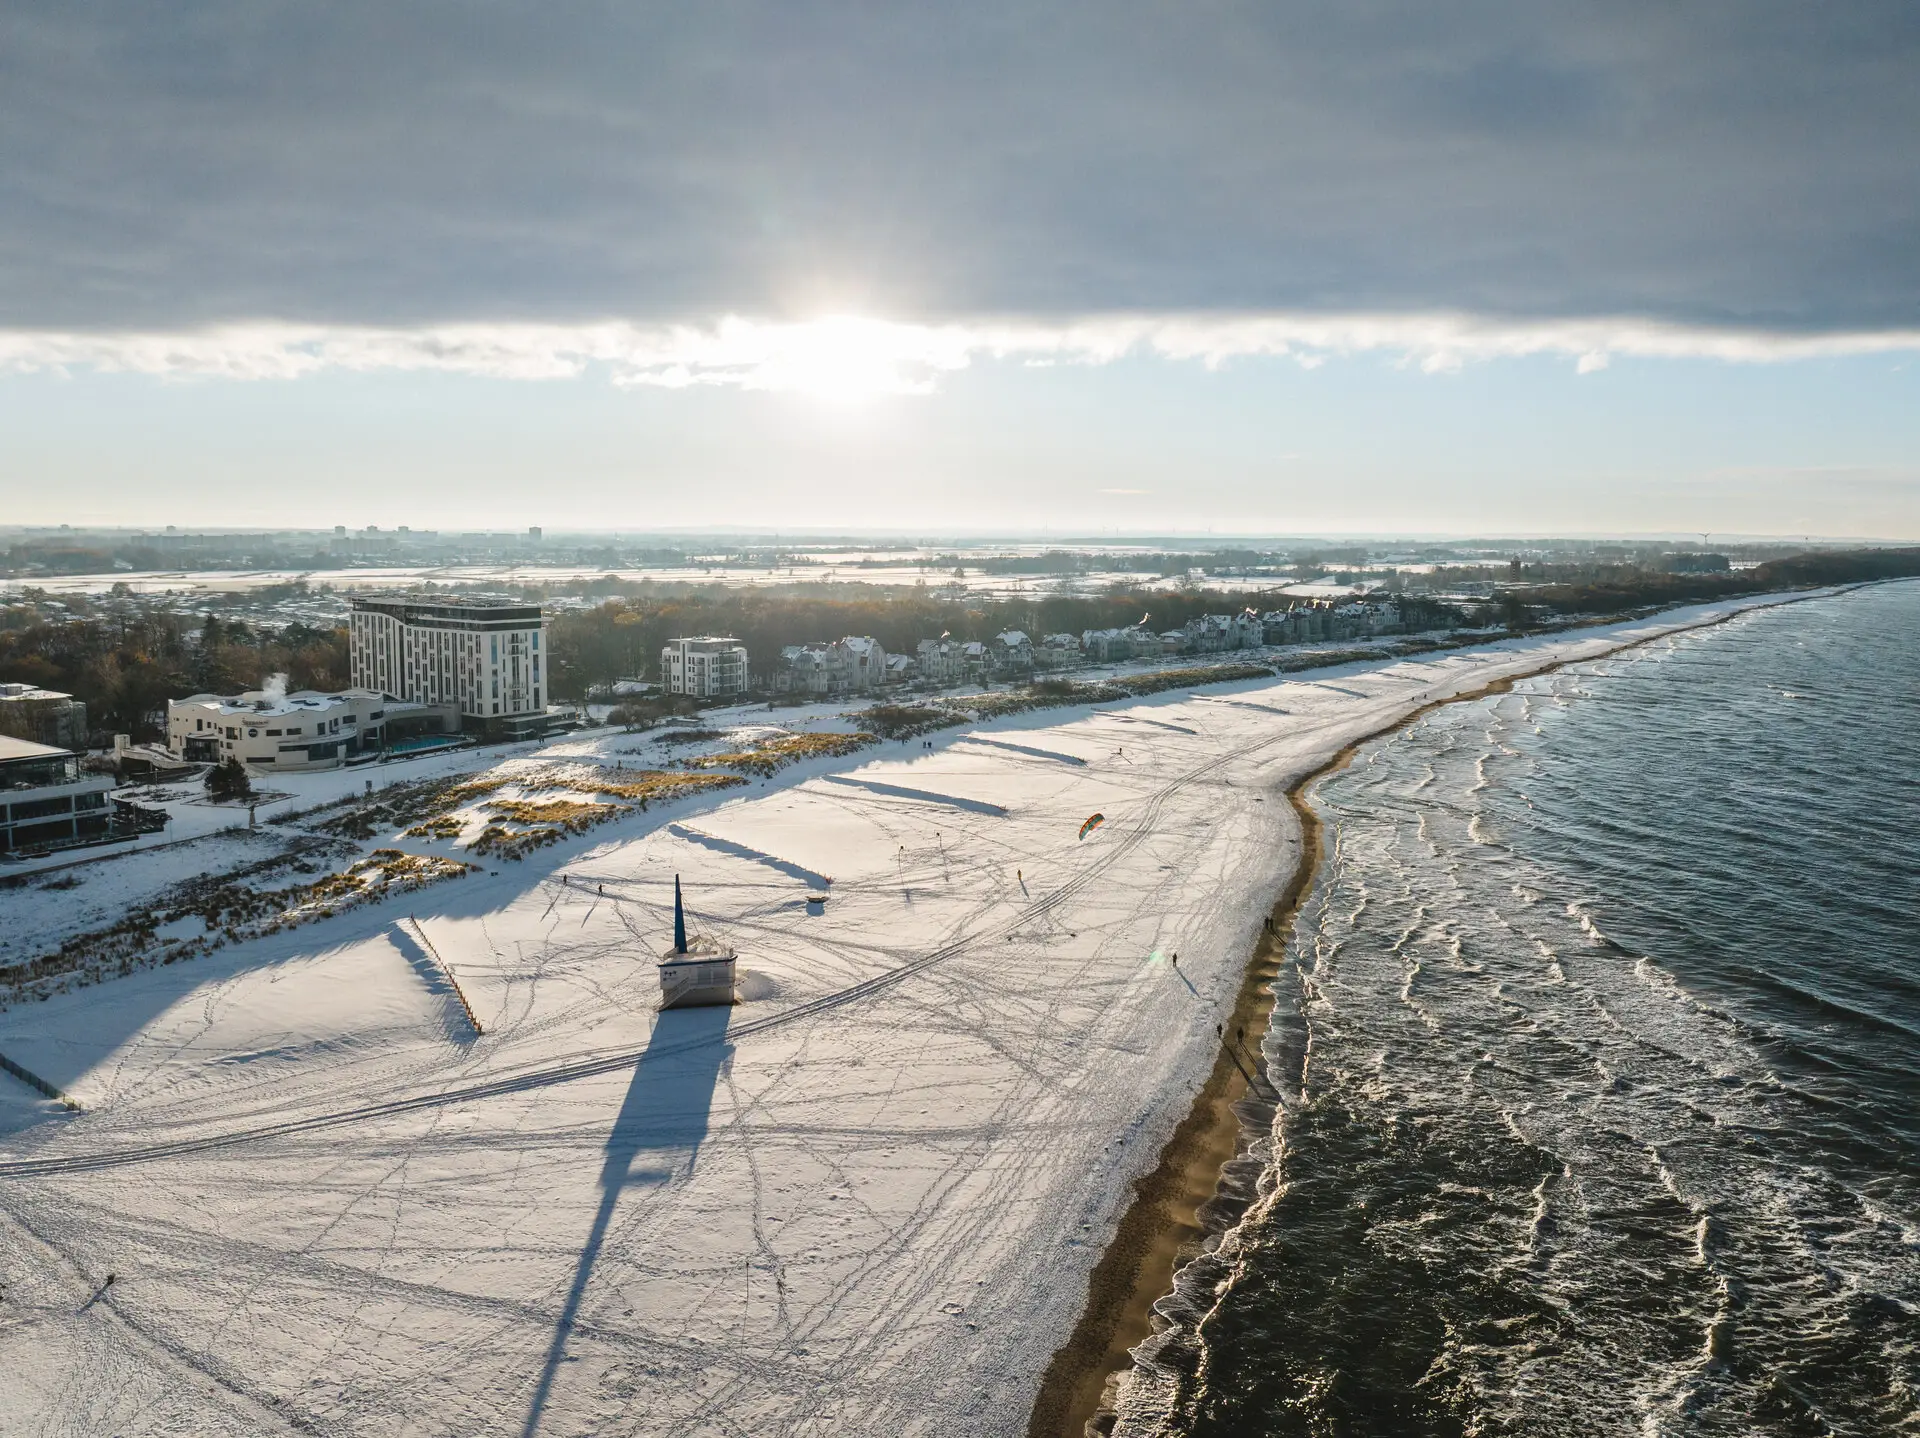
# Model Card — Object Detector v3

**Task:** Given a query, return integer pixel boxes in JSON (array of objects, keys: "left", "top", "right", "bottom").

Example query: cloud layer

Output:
[
  {"left": 5, "top": 314, "right": 1919, "bottom": 393},
  {"left": 3, "top": 3, "right": 1918, "bottom": 339}
]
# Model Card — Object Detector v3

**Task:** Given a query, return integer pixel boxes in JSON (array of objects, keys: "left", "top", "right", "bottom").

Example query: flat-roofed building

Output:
[
  {"left": 0, "top": 683, "right": 88, "bottom": 751},
  {"left": 0, "top": 735, "right": 117, "bottom": 854},
  {"left": 661, "top": 637, "right": 750, "bottom": 699},
  {"left": 350, "top": 595, "right": 550, "bottom": 738},
  {"left": 166, "top": 688, "right": 451, "bottom": 770}
]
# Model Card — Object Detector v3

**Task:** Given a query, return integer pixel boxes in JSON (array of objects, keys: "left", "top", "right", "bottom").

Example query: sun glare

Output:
[{"left": 756, "top": 316, "right": 954, "bottom": 402}]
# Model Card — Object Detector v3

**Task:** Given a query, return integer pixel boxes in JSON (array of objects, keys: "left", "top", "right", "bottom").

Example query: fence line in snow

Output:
[
  {"left": 0, "top": 1049, "right": 81, "bottom": 1110},
  {"left": 408, "top": 916, "right": 485, "bottom": 1037}
]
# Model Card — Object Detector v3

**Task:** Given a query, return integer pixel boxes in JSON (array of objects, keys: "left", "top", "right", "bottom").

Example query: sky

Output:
[{"left": 2, "top": 2, "right": 1918, "bottom": 537}]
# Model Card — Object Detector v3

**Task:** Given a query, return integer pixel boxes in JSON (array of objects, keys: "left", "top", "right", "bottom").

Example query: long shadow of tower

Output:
[{"left": 520, "top": 877, "right": 734, "bottom": 1436}]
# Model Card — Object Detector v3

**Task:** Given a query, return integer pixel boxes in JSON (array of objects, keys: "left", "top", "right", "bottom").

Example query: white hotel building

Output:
[
  {"left": 168, "top": 687, "right": 395, "bottom": 770},
  {"left": 351, "top": 596, "right": 551, "bottom": 737}
]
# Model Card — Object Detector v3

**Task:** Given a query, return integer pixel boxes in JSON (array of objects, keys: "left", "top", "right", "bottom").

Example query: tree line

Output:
[
  {"left": 0, "top": 606, "right": 347, "bottom": 740},
  {"left": 1506, "top": 548, "right": 1920, "bottom": 618},
  {"left": 13, "top": 546, "right": 1908, "bottom": 743}
]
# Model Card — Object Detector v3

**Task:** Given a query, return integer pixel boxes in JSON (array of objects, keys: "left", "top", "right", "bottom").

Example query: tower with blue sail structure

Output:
[{"left": 657, "top": 872, "right": 737, "bottom": 1009}]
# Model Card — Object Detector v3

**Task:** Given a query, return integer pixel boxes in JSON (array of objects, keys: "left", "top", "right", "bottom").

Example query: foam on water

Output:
[{"left": 1118, "top": 582, "right": 1920, "bottom": 1437}]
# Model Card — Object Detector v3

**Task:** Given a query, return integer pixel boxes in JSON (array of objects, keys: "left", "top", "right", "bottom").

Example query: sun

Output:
[{"left": 753, "top": 316, "right": 951, "bottom": 403}]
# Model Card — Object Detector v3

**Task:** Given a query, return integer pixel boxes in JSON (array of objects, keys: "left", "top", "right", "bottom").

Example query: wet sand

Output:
[{"left": 1023, "top": 757, "right": 1327, "bottom": 1438}]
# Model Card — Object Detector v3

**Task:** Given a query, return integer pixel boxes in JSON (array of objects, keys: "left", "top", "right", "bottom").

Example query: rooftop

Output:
[
  {"left": 0, "top": 735, "right": 74, "bottom": 763},
  {"left": 175, "top": 688, "right": 379, "bottom": 719},
  {"left": 658, "top": 938, "right": 735, "bottom": 965},
  {"left": 352, "top": 593, "right": 544, "bottom": 614}
]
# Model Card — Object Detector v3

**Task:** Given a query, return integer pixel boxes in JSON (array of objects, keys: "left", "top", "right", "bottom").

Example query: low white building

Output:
[
  {"left": 167, "top": 688, "right": 454, "bottom": 771},
  {"left": 661, "top": 637, "right": 751, "bottom": 699}
]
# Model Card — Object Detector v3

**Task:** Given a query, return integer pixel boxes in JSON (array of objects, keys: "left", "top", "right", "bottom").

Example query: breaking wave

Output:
[{"left": 1117, "top": 582, "right": 1920, "bottom": 1437}]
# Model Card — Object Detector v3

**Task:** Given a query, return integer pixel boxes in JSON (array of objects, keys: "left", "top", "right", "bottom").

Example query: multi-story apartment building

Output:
[
  {"left": 1035, "top": 633, "right": 1082, "bottom": 669},
  {"left": 988, "top": 630, "right": 1033, "bottom": 677},
  {"left": 661, "top": 637, "right": 750, "bottom": 699},
  {"left": 915, "top": 638, "right": 962, "bottom": 684},
  {"left": 351, "top": 596, "right": 550, "bottom": 737},
  {"left": 0, "top": 683, "right": 89, "bottom": 750},
  {"left": 770, "top": 636, "right": 888, "bottom": 696}
]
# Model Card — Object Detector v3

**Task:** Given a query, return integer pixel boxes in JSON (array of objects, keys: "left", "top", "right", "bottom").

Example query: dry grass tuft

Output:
[
  {"left": 463, "top": 771, "right": 744, "bottom": 860},
  {"left": 5, "top": 846, "right": 475, "bottom": 1008},
  {"left": 565, "top": 771, "right": 747, "bottom": 803},
  {"left": 489, "top": 799, "right": 620, "bottom": 829},
  {"left": 680, "top": 731, "right": 875, "bottom": 777}
]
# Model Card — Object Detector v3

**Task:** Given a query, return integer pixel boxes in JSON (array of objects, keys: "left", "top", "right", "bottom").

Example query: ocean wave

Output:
[{"left": 1117, "top": 582, "right": 1920, "bottom": 1438}]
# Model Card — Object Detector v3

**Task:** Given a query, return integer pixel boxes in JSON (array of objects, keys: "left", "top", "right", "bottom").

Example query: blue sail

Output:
[{"left": 673, "top": 873, "right": 688, "bottom": 954}]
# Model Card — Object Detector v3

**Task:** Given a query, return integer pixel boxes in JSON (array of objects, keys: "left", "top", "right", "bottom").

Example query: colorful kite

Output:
[{"left": 1078, "top": 812, "right": 1106, "bottom": 841}]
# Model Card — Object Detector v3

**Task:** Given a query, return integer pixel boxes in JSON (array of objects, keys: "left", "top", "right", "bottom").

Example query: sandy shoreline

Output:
[
  {"left": 1031, "top": 589, "right": 1853, "bottom": 1438},
  {"left": 1025, "top": 759, "right": 1319, "bottom": 1438},
  {"left": 1030, "top": 676, "right": 1516, "bottom": 1438}
]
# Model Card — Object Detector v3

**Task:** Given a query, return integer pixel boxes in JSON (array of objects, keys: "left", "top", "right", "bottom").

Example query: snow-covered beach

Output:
[{"left": 0, "top": 597, "right": 1808, "bottom": 1437}]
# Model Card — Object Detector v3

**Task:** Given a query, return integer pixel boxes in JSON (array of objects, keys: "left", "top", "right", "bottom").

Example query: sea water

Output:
[{"left": 1131, "top": 581, "right": 1920, "bottom": 1436}]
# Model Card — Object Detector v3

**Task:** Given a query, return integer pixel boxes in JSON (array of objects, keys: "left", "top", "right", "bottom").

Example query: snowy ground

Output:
[{"left": 0, "top": 598, "right": 1801, "bottom": 1438}]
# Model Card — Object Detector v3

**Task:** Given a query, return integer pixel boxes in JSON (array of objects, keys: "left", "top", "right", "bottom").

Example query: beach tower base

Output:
[
  {"left": 657, "top": 872, "right": 737, "bottom": 1009},
  {"left": 658, "top": 942, "right": 737, "bottom": 1009}
]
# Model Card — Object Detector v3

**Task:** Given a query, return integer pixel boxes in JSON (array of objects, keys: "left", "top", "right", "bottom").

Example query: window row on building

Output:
[{"left": 349, "top": 596, "right": 550, "bottom": 738}]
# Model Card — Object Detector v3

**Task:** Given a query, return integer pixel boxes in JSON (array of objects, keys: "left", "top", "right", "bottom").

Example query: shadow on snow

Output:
[{"left": 520, "top": 1001, "right": 733, "bottom": 1437}]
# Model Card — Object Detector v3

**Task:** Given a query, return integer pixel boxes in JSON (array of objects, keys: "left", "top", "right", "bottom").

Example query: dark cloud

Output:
[{"left": 2, "top": 2, "right": 1917, "bottom": 332}]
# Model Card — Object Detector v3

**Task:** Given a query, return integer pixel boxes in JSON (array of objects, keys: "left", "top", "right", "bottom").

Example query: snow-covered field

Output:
[{"left": 0, "top": 598, "right": 1794, "bottom": 1438}]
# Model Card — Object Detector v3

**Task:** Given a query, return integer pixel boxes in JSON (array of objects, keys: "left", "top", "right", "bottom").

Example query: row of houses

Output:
[{"left": 661, "top": 599, "right": 1412, "bottom": 699}]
